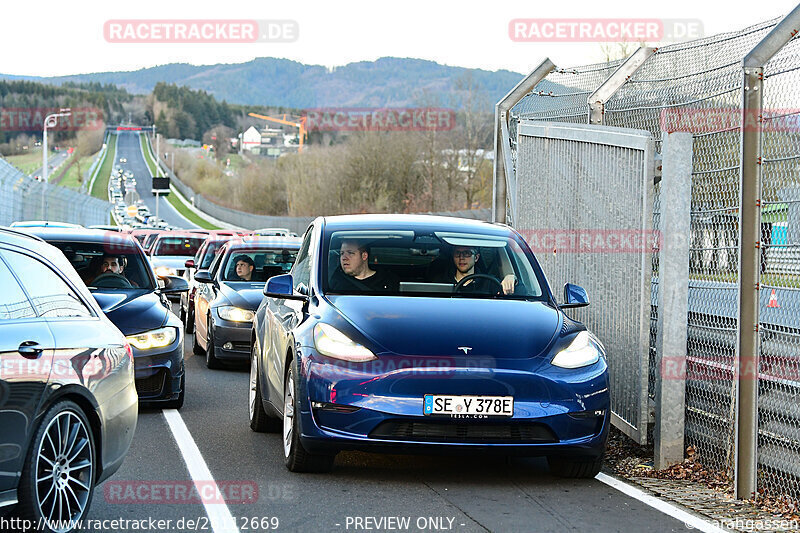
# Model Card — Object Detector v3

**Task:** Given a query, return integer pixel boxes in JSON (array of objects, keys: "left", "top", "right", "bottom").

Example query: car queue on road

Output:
[{"left": 1, "top": 214, "right": 608, "bottom": 531}]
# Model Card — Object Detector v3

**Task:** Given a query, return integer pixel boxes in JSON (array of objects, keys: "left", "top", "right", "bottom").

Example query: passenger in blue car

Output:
[
  {"left": 432, "top": 245, "right": 517, "bottom": 295},
  {"left": 330, "top": 239, "right": 398, "bottom": 292}
]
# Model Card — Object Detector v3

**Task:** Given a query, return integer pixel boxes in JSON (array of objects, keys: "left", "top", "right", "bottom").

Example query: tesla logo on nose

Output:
[{"left": 458, "top": 346, "right": 472, "bottom": 354}]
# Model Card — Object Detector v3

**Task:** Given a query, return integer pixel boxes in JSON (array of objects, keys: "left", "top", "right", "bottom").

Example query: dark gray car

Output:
[{"left": 0, "top": 227, "right": 137, "bottom": 531}]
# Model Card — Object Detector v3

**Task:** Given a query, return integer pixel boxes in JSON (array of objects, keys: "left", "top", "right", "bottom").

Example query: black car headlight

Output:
[
  {"left": 126, "top": 327, "right": 178, "bottom": 350},
  {"left": 217, "top": 306, "right": 255, "bottom": 322}
]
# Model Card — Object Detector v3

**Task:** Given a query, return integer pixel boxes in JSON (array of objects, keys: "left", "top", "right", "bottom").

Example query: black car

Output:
[
  {"left": 22, "top": 228, "right": 189, "bottom": 408},
  {"left": 0, "top": 227, "right": 137, "bottom": 530},
  {"left": 180, "top": 236, "right": 231, "bottom": 334},
  {"left": 193, "top": 237, "right": 301, "bottom": 369}
]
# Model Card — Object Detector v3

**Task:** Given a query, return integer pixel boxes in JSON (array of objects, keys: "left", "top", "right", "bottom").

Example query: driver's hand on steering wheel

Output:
[{"left": 501, "top": 274, "right": 516, "bottom": 295}]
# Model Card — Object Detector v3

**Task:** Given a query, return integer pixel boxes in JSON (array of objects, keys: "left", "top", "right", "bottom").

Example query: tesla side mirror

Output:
[
  {"left": 194, "top": 270, "right": 214, "bottom": 284},
  {"left": 185, "top": 259, "right": 196, "bottom": 269},
  {"left": 562, "top": 283, "right": 589, "bottom": 309},
  {"left": 264, "top": 274, "right": 307, "bottom": 301},
  {"left": 158, "top": 275, "right": 190, "bottom": 294}
]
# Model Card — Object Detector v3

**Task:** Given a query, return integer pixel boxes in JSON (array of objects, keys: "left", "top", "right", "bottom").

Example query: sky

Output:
[{"left": 2, "top": 0, "right": 797, "bottom": 77}]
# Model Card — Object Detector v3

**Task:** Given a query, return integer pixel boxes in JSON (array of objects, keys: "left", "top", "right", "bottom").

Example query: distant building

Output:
[{"left": 241, "top": 126, "right": 261, "bottom": 153}]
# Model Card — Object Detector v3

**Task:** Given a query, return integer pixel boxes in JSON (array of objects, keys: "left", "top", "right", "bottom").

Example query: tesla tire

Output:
[
  {"left": 547, "top": 454, "right": 604, "bottom": 478},
  {"left": 283, "top": 362, "right": 335, "bottom": 473}
]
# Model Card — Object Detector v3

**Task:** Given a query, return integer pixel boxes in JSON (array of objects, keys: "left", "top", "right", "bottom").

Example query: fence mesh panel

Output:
[
  {"left": 503, "top": 17, "right": 800, "bottom": 497},
  {"left": 0, "top": 157, "right": 109, "bottom": 227}
]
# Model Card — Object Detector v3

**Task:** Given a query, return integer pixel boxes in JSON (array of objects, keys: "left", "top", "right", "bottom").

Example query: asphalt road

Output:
[
  {"left": 113, "top": 131, "right": 196, "bottom": 230},
  {"left": 33, "top": 150, "right": 70, "bottom": 180},
  {"left": 77, "top": 304, "right": 693, "bottom": 533}
]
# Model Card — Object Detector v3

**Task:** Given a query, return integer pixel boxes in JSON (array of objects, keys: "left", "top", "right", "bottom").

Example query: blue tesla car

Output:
[{"left": 249, "top": 215, "right": 609, "bottom": 476}]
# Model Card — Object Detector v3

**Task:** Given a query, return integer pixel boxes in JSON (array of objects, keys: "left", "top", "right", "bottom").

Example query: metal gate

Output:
[{"left": 514, "top": 121, "right": 655, "bottom": 444}]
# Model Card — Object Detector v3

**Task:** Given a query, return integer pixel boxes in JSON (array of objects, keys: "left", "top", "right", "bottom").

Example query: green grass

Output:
[
  {"left": 90, "top": 134, "right": 116, "bottom": 200},
  {"left": 225, "top": 153, "right": 248, "bottom": 170},
  {"left": 165, "top": 188, "right": 220, "bottom": 230},
  {"left": 5, "top": 148, "right": 43, "bottom": 175},
  {"left": 59, "top": 153, "right": 97, "bottom": 190}
]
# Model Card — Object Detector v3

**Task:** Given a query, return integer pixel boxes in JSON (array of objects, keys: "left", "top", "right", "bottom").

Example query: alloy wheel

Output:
[
  {"left": 35, "top": 410, "right": 93, "bottom": 531},
  {"left": 283, "top": 369, "right": 295, "bottom": 458}
]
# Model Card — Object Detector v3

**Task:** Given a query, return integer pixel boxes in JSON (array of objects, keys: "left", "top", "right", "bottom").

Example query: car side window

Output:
[
  {"left": 292, "top": 227, "right": 313, "bottom": 289},
  {"left": 209, "top": 250, "right": 224, "bottom": 277},
  {"left": 0, "top": 253, "right": 37, "bottom": 320},
  {"left": 2, "top": 250, "right": 93, "bottom": 318}
]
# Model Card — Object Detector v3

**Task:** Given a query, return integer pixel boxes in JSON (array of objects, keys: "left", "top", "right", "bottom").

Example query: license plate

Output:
[{"left": 423, "top": 395, "right": 513, "bottom": 417}]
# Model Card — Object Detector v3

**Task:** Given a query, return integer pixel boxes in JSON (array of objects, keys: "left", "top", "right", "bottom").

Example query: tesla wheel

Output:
[
  {"left": 283, "top": 362, "right": 335, "bottom": 473},
  {"left": 205, "top": 317, "right": 222, "bottom": 369},
  {"left": 547, "top": 454, "right": 604, "bottom": 478},
  {"left": 249, "top": 345, "right": 280, "bottom": 433},
  {"left": 16, "top": 400, "right": 96, "bottom": 532},
  {"left": 165, "top": 369, "right": 185, "bottom": 410}
]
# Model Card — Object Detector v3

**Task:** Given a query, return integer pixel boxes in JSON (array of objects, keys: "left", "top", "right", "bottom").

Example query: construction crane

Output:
[{"left": 247, "top": 112, "right": 307, "bottom": 153}]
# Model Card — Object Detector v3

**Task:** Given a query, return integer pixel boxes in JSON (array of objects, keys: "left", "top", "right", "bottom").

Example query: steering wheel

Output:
[
  {"left": 91, "top": 272, "right": 133, "bottom": 289},
  {"left": 453, "top": 274, "right": 503, "bottom": 294}
]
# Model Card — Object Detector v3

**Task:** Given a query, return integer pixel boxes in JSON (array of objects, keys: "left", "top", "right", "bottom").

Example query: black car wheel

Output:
[
  {"left": 205, "top": 317, "right": 222, "bottom": 369},
  {"left": 249, "top": 343, "right": 280, "bottom": 432},
  {"left": 191, "top": 324, "right": 204, "bottom": 355},
  {"left": 16, "top": 400, "right": 95, "bottom": 532},
  {"left": 283, "top": 362, "right": 335, "bottom": 472}
]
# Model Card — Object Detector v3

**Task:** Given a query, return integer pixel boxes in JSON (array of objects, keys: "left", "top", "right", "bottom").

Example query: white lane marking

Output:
[
  {"left": 163, "top": 409, "right": 240, "bottom": 533},
  {"left": 596, "top": 473, "right": 727, "bottom": 532}
]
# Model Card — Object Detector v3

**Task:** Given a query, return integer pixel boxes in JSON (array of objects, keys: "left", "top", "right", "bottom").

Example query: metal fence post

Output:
[
  {"left": 492, "top": 59, "right": 555, "bottom": 223},
  {"left": 736, "top": 4, "right": 800, "bottom": 499},
  {"left": 654, "top": 132, "right": 692, "bottom": 469},
  {"left": 588, "top": 47, "right": 656, "bottom": 126}
]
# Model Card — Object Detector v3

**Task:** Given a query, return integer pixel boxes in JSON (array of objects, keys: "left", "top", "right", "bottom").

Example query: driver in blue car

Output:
[
  {"left": 435, "top": 245, "right": 517, "bottom": 295},
  {"left": 330, "top": 239, "right": 398, "bottom": 292}
]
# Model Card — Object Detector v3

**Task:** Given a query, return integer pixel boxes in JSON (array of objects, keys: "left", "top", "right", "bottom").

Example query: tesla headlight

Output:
[
  {"left": 126, "top": 327, "right": 177, "bottom": 350},
  {"left": 218, "top": 306, "right": 255, "bottom": 322},
  {"left": 551, "top": 331, "right": 600, "bottom": 369},
  {"left": 313, "top": 323, "right": 376, "bottom": 362},
  {"left": 155, "top": 266, "right": 177, "bottom": 278}
]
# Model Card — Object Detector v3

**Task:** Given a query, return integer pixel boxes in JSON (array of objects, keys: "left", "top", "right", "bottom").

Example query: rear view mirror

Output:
[
  {"left": 264, "top": 274, "right": 307, "bottom": 301},
  {"left": 194, "top": 270, "right": 214, "bottom": 284},
  {"left": 562, "top": 283, "right": 589, "bottom": 309},
  {"left": 185, "top": 259, "right": 196, "bottom": 269}
]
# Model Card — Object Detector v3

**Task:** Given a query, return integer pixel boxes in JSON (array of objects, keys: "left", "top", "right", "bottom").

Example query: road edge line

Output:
[
  {"left": 595, "top": 473, "right": 727, "bottom": 532},
  {"left": 162, "top": 409, "right": 240, "bottom": 533}
]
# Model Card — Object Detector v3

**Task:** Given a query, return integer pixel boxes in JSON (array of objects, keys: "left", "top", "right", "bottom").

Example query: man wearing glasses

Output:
[{"left": 445, "top": 246, "right": 517, "bottom": 295}]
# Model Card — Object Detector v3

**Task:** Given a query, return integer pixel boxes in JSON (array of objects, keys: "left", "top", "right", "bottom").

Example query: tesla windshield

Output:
[
  {"left": 48, "top": 241, "right": 155, "bottom": 290},
  {"left": 324, "top": 230, "right": 544, "bottom": 298},
  {"left": 222, "top": 248, "right": 298, "bottom": 282}
]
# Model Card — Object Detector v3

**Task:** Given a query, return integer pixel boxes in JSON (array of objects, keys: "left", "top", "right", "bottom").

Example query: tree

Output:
[{"left": 203, "top": 125, "right": 235, "bottom": 159}]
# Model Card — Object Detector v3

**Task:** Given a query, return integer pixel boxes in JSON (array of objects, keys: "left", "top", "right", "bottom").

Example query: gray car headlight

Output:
[
  {"left": 126, "top": 327, "right": 177, "bottom": 350},
  {"left": 218, "top": 306, "right": 255, "bottom": 322},
  {"left": 313, "top": 323, "right": 376, "bottom": 362},
  {"left": 551, "top": 331, "right": 600, "bottom": 369}
]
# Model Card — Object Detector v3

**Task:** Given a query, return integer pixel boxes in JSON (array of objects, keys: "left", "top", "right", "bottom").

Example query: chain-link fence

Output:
[
  {"left": 0, "top": 157, "right": 110, "bottom": 227},
  {"left": 496, "top": 13, "right": 800, "bottom": 501}
]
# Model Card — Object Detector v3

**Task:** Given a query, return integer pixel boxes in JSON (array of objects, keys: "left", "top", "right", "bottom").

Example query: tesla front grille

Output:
[{"left": 369, "top": 420, "right": 557, "bottom": 443}]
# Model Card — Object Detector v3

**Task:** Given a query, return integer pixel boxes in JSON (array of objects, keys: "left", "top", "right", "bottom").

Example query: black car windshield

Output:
[
  {"left": 153, "top": 236, "right": 205, "bottom": 256},
  {"left": 222, "top": 248, "right": 298, "bottom": 282},
  {"left": 48, "top": 241, "right": 155, "bottom": 290},
  {"left": 199, "top": 240, "right": 226, "bottom": 269},
  {"left": 324, "top": 230, "right": 545, "bottom": 299}
]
